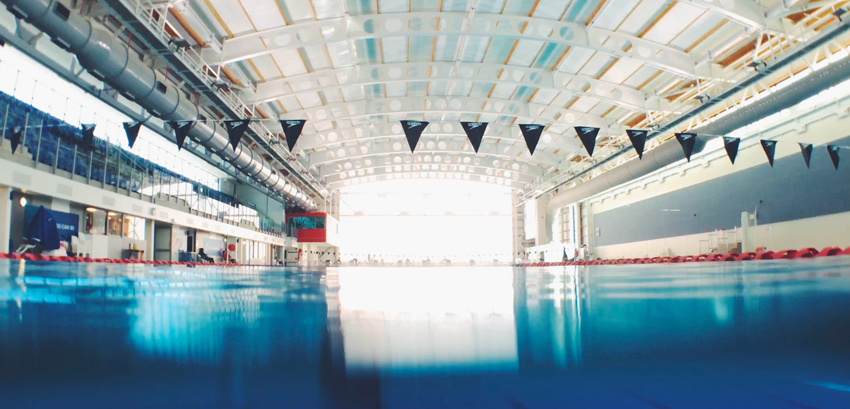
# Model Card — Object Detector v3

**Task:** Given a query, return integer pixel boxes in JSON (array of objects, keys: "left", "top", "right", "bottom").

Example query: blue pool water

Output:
[{"left": 1, "top": 259, "right": 850, "bottom": 408}]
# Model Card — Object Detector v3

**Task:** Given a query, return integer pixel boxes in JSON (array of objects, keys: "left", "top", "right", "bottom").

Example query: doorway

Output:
[{"left": 154, "top": 223, "right": 172, "bottom": 261}]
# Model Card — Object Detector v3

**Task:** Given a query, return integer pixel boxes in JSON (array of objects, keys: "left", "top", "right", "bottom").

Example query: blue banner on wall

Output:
[{"left": 24, "top": 205, "right": 79, "bottom": 242}]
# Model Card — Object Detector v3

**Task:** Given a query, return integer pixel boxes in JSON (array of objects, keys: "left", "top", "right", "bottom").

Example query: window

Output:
[
  {"left": 289, "top": 216, "right": 325, "bottom": 229},
  {"left": 559, "top": 206, "right": 574, "bottom": 244},
  {"left": 107, "top": 212, "right": 122, "bottom": 236},
  {"left": 85, "top": 208, "right": 106, "bottom": 234},
  {"left": 53, "top": 3, "right": 70, "bottom": 20},
  {"left": 123, "top": 215, "right": 146, "bottom": 240}
]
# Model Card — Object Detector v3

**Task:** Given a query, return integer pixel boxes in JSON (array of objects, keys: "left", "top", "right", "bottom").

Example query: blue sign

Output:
[{"left": 24, "top": 205, "right": 79, "bottom": 242}]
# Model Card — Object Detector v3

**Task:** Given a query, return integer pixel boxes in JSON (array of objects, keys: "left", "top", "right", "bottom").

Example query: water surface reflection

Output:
[{"left": 1, "top": 260, "right": 850, "bottom": 408}]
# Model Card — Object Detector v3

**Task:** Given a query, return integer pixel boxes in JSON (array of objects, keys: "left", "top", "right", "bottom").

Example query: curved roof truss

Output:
[
  {"left": 308, "top": 139, "right": 566, "bottom": 169},
  {"left": 278, "top": 96, "right": 608, "bottom": 130},
  {"left": 327, "top": 167, "right": 534, "bottom": 191},
  {"left": 222, "top": 13, "right": 698, "bottom": 76},
  {"left": 318, "top": 152, "right": 548, "bottom": 179},
  {"left": 255, "top": 62, "right": 647, "bottom": 111}
]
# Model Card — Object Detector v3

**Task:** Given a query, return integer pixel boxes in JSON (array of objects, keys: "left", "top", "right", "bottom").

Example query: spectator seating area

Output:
[
  {"left": 0, "top": 92, "right": 239, "bottom": 207},
  {"left": 519, "top": 246, "right": 850, "bottom": 266}
]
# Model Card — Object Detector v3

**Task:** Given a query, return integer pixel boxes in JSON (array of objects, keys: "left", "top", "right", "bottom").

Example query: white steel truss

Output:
[
  {"left": 318, "top": 152, "right": 548, "bottom": 179},
  {"left": 254, "top": 62, "right": 648, "bottom": 111},
  {"left": 220, "top": 12, "right": 697, "bottom": 77},
  {"left": 307, "top": 139, "right": 565, "bottom": 169},
  {"left": 277, "top": 96, "right": 609, "bottom": 130},
  {"left": 327, "top": 167, "right": 535, "bottom": 190}
]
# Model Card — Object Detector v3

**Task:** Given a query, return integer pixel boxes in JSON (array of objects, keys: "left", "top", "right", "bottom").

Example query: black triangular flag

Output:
[
  {"left": 519, "top": 124, "right": 544, "bottom": 155},
  {"left": 123, "top": 121, "right": 143, "bottom": 149},
  {"left": 10, "top": 126, "right": 22, "bottom": 154},
  {"left": 461, "top": 122, "right": 488, "bottom": 153},
  {"left": 827, "top": 145, "right": 840, "bottom": 170},
  {"left": 626, "top": 129, "right": 647, "bottom": 159},
  {"left": 81, "top": 124, "right": 96, "bottom": 148},
  {"left": 675, "top": 133, "right": 697, "bottom": 162},
  {"left": 799, "top": 143, "right": 813, "bottom": 169},
  {"left": 280, "top": 119, "right": 307, "bottom": 152},
  {"left": 224, "top": 119, "right": 252, "bottom": 149},
  {"left": 723, "top": 137, "right": 740, "bottom": 164},
  {"left": 400, "top": 120, "right": 428, "bottom": 152},
  {"left": 575, "top": 126, "right": 600, "bottom": 157},
  {"left": 167, "top": 121, "right": 193, "bottom": 151},
  {"left": 760, "top": 140, "right": 777, "bottom": 167}
]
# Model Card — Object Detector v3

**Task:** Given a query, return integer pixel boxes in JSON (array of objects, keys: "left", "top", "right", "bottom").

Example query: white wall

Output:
[
  {"left": 0, "top": 155, "right": 288, "bottom": 248},
  {"left": 590, "top": 83, "right": 850, "bottom": 216},
  {"left": 595, "top": 210, "right": 850, "bottom": 259},
  {"left": 580, "top": 79, "right": 850, "bottom": 258},
  {"left": 325, "top": 214, "right": 339, "bottom": 246},
  {"left": 235, "top": 183, "right": 286, "bottom": 224}
]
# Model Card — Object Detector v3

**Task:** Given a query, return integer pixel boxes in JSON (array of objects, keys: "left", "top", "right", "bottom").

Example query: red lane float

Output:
[
  {"left": 0, "top": 253, "right": 250, "bottom": 267},
  {"left": 517, "top": 245, "right": 850, "bottom": 267}
]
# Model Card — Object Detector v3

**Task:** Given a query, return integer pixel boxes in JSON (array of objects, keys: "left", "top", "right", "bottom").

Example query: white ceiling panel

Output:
[{"left": 165, "top": 0, "right": 839, "bottom": 193}]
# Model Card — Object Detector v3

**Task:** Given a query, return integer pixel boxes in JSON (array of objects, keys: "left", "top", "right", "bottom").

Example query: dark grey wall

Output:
[{"left": 594, "top": 137, "right": 850, "bottom": 247}]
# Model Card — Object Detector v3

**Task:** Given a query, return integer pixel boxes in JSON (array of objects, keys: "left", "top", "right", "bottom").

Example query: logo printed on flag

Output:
[
  {"left": 467, "top": 122, "right": 484, "bottom": 129},
  {"left": 524, "top": 125, "right": 540, "bottom": 131},
  {"left": 579, "top": 127, "right": 593, "bottom": 133},
  {"left": 285, "top": 121, "right": 301, "bottom": 127},
  {"left": 405, "top": 122, "right": 424, "bottom": 128}
]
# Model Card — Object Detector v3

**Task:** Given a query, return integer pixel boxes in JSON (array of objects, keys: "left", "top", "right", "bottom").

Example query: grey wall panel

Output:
[{"left": 593, "top": 137, "right": 850, "bottom": 246}]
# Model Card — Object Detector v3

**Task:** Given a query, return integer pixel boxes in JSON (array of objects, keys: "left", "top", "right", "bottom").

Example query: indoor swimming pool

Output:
[{"left": 1, "top": 259, "right": 849, "bottom": 408}]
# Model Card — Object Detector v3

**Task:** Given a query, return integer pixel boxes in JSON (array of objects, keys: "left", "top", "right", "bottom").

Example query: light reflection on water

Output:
[{"left": 1, "top": 259, "right": 850, "bottom": 408}]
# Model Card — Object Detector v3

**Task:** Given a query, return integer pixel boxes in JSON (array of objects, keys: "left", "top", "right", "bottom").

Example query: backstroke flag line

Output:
[
  {"left": 761, "top": 140, "right": 777, "bottom": 167},
  {"left": 723, "top": 137, "right": 740, "bottom": 164},
  {"left": 400, "top": 120, "right": 429, "bottom": 152},
  {"left": 224, "top": 119, "right": 251, "bottom": 150},
  {"left": 461, "top": 122, "right": 488, "bottom": 153},
  {"left": 626, "top": 129, "right": 647, "bottom": 159},
  {"left": 675, "top": 132, "right": 696, "bottom": 162},
  {"left": 519, "top": 124, "right": 544, "bottom": 155},
  {"left": 280, "top": 119, "right": 307, "bottom": 152},
  {"left": 799, "top": 143, "right": 813, "bottom": 169},
  {"left": 123, "top": 121, "right": 143, "bottom": 149},
  {"left": 575, "top": 126, "right": 600, "bottom": 157}
]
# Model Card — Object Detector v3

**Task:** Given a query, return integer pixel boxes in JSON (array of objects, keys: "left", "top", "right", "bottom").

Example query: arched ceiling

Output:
[{"left": 155, "top": 0, "right": 847, "bottom": 193}]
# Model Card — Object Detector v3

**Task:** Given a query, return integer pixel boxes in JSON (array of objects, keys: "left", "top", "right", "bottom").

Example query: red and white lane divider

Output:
[
  {"left": 0, "top": 253, "right": 239, "bottom": 267},
  {"left": 519, "top": 246, "right": 850, "bottom": 267}
]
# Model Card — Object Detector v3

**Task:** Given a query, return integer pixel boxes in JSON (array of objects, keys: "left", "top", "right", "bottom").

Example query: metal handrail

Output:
[{"left": 123, "top": 0, "right": 326, "bottom": 197}]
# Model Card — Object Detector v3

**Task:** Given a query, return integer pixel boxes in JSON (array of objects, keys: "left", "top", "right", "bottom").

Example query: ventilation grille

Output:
[
  {"left": 56, "top": 184, "right": 72, "bottom": 196},
  {"left": 12, "top": 172, "right": 31, "bottom": 186}
]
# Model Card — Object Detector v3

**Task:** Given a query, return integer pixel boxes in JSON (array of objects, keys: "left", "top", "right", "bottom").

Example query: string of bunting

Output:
[
  {"left": 681, "top": 132, "right": 843, "bottom": 170},
  {"left": 123, "top": 117, "right": 845, "bottom": 171}
]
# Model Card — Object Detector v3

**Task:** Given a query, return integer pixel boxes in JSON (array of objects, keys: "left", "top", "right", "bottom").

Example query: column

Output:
[
  {"left": 0, "top": 185, "right": 12, "bottom": 253},
  {"left": 145, "top": 220, "right": 155, "bottom": 261}
]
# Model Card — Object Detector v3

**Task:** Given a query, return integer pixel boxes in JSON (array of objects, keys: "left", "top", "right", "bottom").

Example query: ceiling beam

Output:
[
  {"left": 219, "top": 12, "right": 696, "bottom": 77},
  {"left": 308, "top": 140, "right": 563, "bottom": 168},
  {"left": 253, "top": 61, "right": 647, "bottom": 111},
  {"left": 317, "top": 152, "right": 547, "bottom": 179},
  {"left": 327, "top": 167, "right": 534, "bottom": 190},
  {"left": 276, "top": 96, "right": 610, "bottom": 130}
]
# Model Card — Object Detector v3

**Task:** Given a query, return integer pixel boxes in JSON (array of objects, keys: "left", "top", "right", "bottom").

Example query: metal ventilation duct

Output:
[
  {"left": 548, "top": 20, "right": 850, "bottom": 212},
  {"left": 2, "top": 0, "right": 317, "bottom": 210}
]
